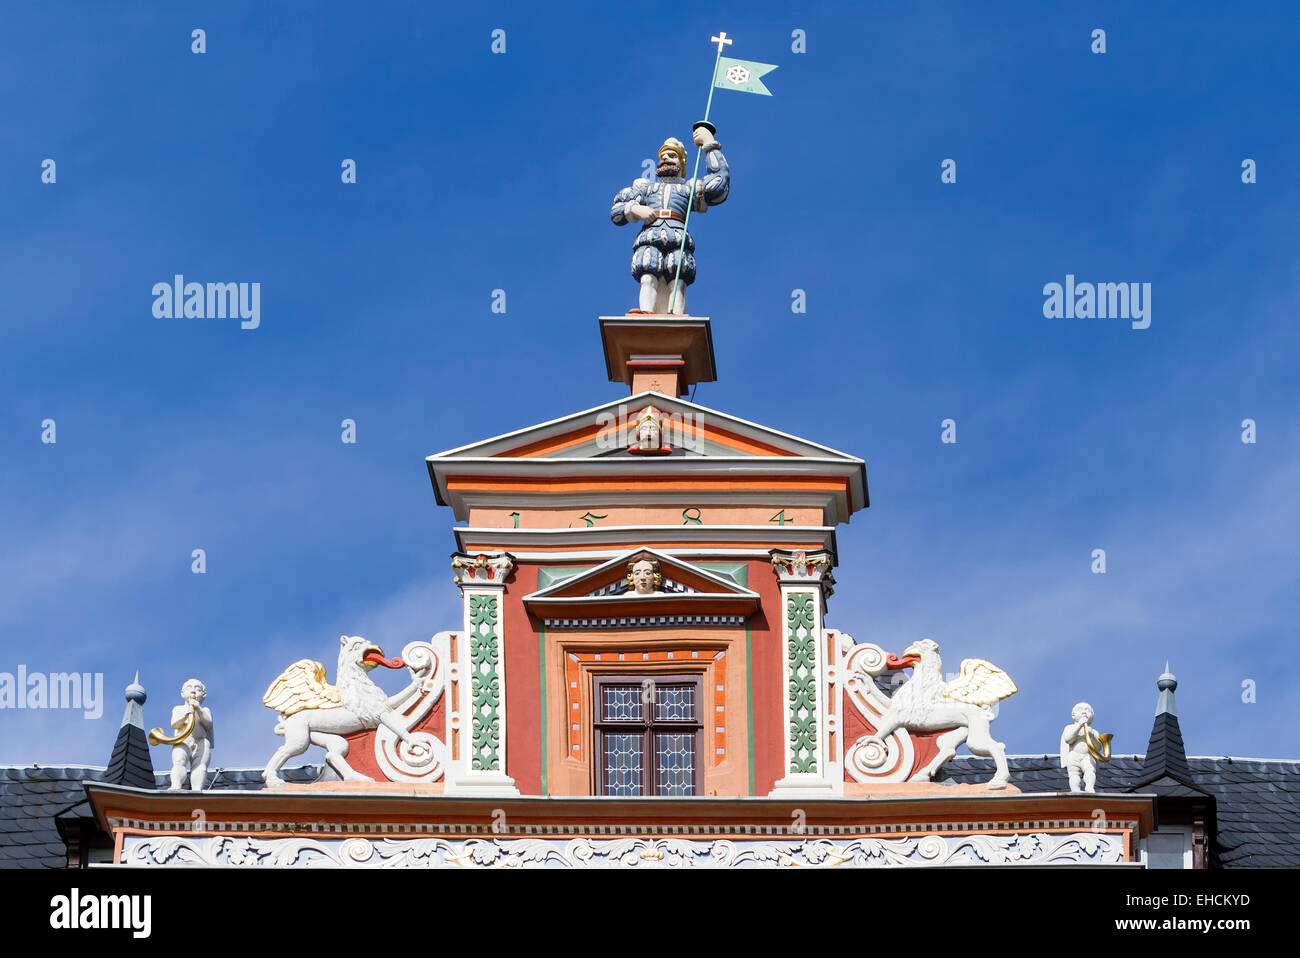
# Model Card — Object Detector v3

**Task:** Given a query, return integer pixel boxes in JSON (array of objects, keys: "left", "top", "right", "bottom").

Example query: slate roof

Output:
[
  {"left": 0, "top": 764, "right": 317, "bottom": 869},
  {"left": 941, "top": 755, "right": 1300, "bottom": 868},
  {"left": 5, "top": 757, "right": 1297, "bottom": 868},
  {"left": 0, "top": 766, "right": 105, "bottom": 869}
]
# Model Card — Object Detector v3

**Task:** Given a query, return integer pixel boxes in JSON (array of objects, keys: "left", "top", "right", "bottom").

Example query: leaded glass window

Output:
[{"left": 592, "top": 674, "right": 703, "bottom": 797}]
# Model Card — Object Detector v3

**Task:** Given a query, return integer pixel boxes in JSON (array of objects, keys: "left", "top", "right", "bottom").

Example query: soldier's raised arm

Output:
[{"left": 689, "top": 124, "right": 729, "bottom": 211}]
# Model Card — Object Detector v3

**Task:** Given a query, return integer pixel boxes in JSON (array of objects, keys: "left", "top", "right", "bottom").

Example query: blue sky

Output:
[{"left": 2, "top": 1, "right": 1296, "bottom": 770}]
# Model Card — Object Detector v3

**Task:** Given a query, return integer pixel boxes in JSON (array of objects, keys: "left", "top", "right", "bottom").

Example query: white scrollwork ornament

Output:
[
  {"left": 373, "top": 634, "right": 451, "bottom": 782},
  {"left": 915, "top": 835, "right": 946, "bottom": 861},
  {"left": 841, "top": 640, "right": 915, "bottom": 783},
  {"left": 339, "top": 838, "right": 375, "bottom": 864}
]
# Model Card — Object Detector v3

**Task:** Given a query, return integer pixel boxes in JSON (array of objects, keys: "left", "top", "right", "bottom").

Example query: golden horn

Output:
[
  {"left": 1085, "top": 727, "right": 1113, "bottom": 763},
  {"left": 148, "top": 709, "right": 195, "bottom": 747}
]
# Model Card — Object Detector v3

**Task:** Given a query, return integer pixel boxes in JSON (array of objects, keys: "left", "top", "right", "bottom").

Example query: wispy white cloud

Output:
[{"left": 833, "top": 446, "right": 1300, "bottom": 759}]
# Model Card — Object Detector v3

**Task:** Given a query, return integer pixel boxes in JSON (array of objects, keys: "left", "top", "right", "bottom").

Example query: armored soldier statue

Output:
[{"left": 611, "top": 124, "right": 730, "bottom": 315}]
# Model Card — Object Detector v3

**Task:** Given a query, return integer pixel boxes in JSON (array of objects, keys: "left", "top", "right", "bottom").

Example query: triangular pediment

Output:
[
  {"left": 523, "top": 548, "right": 760, "bottom": 625},
  {"left": 429, "top": 392, "right": 864, "bottom": 462},
  {"left": 426, "top": 392, "right": 869, "bottom": 525}
]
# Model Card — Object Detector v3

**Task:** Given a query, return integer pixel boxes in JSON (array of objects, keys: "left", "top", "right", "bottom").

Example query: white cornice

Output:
[{"left": 429, "top": 456, "right": 866, "bottom": 524}]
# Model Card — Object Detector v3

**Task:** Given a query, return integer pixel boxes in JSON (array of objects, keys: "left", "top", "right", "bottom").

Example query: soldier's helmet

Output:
[{"left": 657, "top": 138, "right": 687, "bottom": 170}]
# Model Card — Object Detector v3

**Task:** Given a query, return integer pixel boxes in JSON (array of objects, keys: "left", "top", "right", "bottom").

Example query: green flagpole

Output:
[{"left": 667, "top": 32, "right": 732, "bottom": 315}]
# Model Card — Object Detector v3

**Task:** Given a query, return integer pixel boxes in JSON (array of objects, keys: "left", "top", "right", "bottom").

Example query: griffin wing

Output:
[
  {"left": 943, "top": 658, "right": 1018, "bottom": 706},
  {"left": 262, "top": 659, "right": 341, "bottom": 716}
]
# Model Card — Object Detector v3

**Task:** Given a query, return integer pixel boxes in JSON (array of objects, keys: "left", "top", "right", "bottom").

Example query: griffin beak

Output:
[
  {"left": 884, "top": 643, "right": 922, "bottom": 670},
  {"left": 361, "top": 645, "right": 404, "bottom": 670}
]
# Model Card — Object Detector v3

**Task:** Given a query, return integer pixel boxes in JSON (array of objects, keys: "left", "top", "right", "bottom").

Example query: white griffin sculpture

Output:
[
  {"left": 261, "top": 635, "right": 433, "bottom": 788},
  {"left": 862, "top": 638, "right": 1018, "bottom": 789}
]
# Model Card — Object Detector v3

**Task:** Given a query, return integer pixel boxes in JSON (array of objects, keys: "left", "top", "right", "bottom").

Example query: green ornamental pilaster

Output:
[
  {"left": 769, "top": 549, "right": 838, "bottom": 796},
  {"left": 448, "top": 552, "right": 519, "bottom": 796},
  {"left": 786, "top": 591, "right": 819, "bottom": 773},
  {"left": 468, "top": 592, "right": 502, "bottom": 771}
]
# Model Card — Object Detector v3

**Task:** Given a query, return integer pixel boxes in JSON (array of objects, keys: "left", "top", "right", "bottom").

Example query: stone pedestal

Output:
[{"left": 599, "top": 315, "right": 716, "bottom": 397}]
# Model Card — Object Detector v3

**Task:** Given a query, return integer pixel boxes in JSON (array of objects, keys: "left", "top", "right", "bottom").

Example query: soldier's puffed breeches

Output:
[{"left": 631, "top": 226, "right": 696, "bottom": 284}]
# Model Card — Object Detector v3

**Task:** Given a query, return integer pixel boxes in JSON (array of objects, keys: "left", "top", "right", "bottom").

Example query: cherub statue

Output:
[
  {"left": 1059, "top": 702, "right": 1112, "bottom": 793},
  {"left": 611, "top": 124, "right": 730, "bottom": 315},
  {"left": 626, "top": 558, "right": 663, "bottom": 595},
  {"left": 150, "top": 678, "right": 214, "bottom": 791}
]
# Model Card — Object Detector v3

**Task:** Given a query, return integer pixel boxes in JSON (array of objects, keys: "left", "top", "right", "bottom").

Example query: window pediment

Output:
[{"left": 523, "top": 548, "right": 759, "bottom": 625}]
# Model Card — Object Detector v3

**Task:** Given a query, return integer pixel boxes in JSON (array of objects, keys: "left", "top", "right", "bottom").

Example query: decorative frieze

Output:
[
  {"left": 119, "top": 830, "right": 1125, "bottom": 868},
  {"left": 543, "top": 614, "right": 745, "bottom": 629}
]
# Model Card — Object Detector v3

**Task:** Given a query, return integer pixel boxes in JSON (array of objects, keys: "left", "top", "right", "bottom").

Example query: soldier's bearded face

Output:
[{"left": 657, "top": 154, "right": 681, "bottom": 177}]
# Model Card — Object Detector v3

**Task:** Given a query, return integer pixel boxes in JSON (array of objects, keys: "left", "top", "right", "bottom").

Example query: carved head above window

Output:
[{"left": 626, "top": 557, "right": 662, "bottom": 595}]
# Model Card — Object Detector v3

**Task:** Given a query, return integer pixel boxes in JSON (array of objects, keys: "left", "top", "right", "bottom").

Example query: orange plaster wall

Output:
[
  {"left": 542, "top": 626, "right": 750, "bottom": 797},
  {"left": 495, "top": 557, "right": 792, "bottom": 797},
  {"left": 468, "top": 504, "right": 824, "bottom": 529},
  {"left": 630, "top": 369, "right": 681, "bottom": 396},
  {"left": 504, "top": 564, "right": 544, "bottom": 795},
  {"left": 490, "top": 557, "right": 792, "bottom": 798},
  {"left": 744, "top": 558, "right": 783, "bottom": 795}
]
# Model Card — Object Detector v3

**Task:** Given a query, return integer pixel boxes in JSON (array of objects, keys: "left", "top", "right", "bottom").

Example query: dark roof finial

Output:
[
  {"left": 1131, "top": 661, "right": 1195, "bottom": 792},
  {"left": 1156, "top": 661, "right": 1178, "bottom": 717},
  {"left": 124, "top": 670, "right": 146, "bottom": 706},
  {"left": 104, "top": 672, "right": 155, "bottom": 789}
]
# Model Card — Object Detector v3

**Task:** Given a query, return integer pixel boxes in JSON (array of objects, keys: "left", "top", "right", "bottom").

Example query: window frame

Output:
[{"left": 591, "top": 672, "right": 705, "bottom": 797}]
